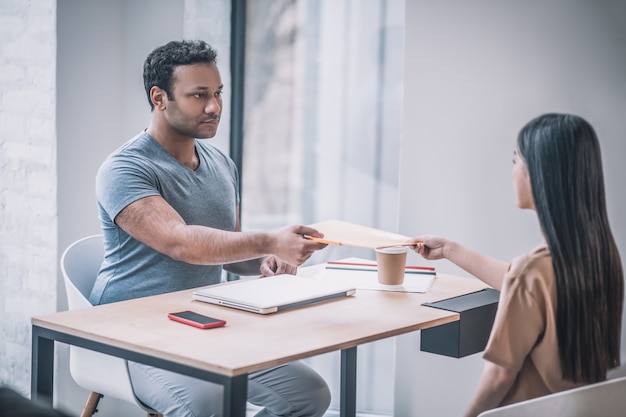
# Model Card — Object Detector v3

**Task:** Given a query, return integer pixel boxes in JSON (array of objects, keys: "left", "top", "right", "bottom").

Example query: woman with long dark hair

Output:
[{"left": 410, "top": 113, "right": 623, "bottom": 417}]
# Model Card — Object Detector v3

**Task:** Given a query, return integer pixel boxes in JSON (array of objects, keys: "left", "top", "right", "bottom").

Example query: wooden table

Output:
[{"left": 31, "top": 263, "right": 487, "bottom": 416}]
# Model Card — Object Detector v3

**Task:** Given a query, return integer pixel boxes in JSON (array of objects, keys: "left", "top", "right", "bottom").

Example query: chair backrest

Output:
[
  {"left": 61, "top": 235, "right": 104, "bottom": 309},
  {"left": 60, "top": 235, "right": 156, "bottom": 412},
  {"left": 477, "top": 376, "right": 626, "bottom": 417}
]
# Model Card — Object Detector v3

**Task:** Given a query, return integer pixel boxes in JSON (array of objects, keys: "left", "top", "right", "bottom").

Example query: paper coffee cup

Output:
[{"left": 375, "top": 246, "right": 408, "bottom": 285}]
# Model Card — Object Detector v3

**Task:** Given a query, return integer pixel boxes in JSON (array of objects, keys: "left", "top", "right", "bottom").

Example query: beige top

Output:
[{"left": 483, "top": 245, "right": 580, "bottom": 406}]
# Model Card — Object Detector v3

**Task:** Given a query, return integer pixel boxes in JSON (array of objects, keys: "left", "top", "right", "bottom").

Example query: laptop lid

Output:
[{"left": 192, "top": 274, "right": 356, "bottom": 314}]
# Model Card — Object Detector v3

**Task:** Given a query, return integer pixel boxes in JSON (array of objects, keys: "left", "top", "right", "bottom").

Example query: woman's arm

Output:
[
  {"left": 411, "top": 236, "right": 509, "bottom": 290},
  {"left": 463, "top": 361, "right": 518, "bottom": 417}
]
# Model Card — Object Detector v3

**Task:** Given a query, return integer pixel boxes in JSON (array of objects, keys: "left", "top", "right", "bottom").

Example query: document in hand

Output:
[{"left": 306, "top": 219, "right": 412, "bottom": 249}]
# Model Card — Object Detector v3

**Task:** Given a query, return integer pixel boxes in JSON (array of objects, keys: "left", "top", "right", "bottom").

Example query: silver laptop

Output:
[{"left": 192, "top": 274, "right": 356, "bottom": 314}]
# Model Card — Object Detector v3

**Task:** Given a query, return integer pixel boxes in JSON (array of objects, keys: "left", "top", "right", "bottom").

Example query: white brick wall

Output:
[{"left": 0, "top": 0, "right": 57, "bottom": 396}]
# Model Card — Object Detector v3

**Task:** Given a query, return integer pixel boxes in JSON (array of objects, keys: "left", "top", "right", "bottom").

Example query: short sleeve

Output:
[
  {"left": 483, "top": 257, "right": 549, "bottom": 371},
  {"left": 95, "top": 154, "right": 161, "bottom": 222}
]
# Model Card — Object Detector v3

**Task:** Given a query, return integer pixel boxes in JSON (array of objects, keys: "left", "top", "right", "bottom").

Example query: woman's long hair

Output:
[{"left": 517, "top": 113, "right": 623, "bottom": 383}]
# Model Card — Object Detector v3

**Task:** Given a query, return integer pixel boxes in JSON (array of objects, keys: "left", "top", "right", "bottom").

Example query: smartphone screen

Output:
[{"left": 167, "top": 310, "right": 226, "bottom": 329}]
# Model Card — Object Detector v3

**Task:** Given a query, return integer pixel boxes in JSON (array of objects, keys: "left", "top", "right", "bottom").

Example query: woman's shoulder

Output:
[
  {"left": 505, "top": 245, "right": 554, "bottom": 293},
  {"left": 510, "top": 244, "right": 550, "bottom": 271}
]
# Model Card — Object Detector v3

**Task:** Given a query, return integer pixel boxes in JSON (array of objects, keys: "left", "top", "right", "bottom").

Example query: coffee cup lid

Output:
[{"left": 375, "top": 246, "right": 409, "bottom": 254}]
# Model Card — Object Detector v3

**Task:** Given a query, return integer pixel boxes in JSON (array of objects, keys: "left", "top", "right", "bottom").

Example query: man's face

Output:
[{"left": 163, "top": 62, "right": 223, "bottom": 139}]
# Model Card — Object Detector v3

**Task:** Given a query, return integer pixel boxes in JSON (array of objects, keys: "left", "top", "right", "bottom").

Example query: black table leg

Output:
[
  {"left": 222, "top": 374, "right": 248, "bottom": 417},
  {"left": 340, "top": 347, "right": 357, "bottom": 417},
  {"left": 31, "top": 326, "right": 54, "bottom": 405}
]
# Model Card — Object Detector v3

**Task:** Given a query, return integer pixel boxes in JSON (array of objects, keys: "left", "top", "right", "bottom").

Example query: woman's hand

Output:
[{"left": 410, "top": 235, "right": 450, "bottom": 260}]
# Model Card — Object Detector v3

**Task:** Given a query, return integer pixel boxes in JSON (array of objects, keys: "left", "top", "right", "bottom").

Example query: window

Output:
[{"left": 241, "top": 1, "right": 405, "bottom": 414}]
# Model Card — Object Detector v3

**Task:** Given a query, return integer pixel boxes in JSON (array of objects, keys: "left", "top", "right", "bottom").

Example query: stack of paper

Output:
[{"left": 314, "top": 259, "right": 436, "bottom": 293}]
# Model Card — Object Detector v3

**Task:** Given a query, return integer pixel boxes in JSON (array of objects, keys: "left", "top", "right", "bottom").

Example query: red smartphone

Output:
[{"left": 167, "top": 310, "right": 226, "bottom": 329}]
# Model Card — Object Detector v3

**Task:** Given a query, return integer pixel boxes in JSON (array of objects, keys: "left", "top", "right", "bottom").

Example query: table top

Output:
[{"left": 32, "top": 264, "right": 488, "bottom": 377}]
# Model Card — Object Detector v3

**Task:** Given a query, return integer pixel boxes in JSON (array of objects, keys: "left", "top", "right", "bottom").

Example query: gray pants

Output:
[{"left": 128, "top": 361, "right": 331, "bottom": 417}]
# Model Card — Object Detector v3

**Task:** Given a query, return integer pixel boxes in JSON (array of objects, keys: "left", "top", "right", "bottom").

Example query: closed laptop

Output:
[{"left": 192, "top": 274, "right": 356, "bottom": 314}]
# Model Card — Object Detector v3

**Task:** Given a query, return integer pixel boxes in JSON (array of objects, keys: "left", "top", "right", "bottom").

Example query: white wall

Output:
[
  {"left": 0, "top": 0, "right": 57, "bottom": 398},
  {"left": 395, "top": 1, "right": 626, "bottom": 416}
]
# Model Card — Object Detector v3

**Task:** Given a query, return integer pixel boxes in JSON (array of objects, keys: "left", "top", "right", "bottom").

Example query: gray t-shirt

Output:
[{"left": 90, "top": 132, "right": 240, "bottom": 305}]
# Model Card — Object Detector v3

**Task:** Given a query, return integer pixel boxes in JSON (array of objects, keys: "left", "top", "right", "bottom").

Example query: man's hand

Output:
[
  {"left": 260, "top": 256, "right": 297, "bottom": 276},
  {"left": 270, "top": 225, "right": 328, "bottom": 266}
]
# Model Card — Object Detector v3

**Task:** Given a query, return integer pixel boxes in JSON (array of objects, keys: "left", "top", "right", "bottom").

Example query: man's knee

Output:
[{"left": 303, "top": 382, "right": 331, "bottom": 417}]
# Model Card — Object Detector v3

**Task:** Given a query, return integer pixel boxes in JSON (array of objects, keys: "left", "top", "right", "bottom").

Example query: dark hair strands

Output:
[{"left": 517, "top": 113, "right": 623, "bottom": 383}]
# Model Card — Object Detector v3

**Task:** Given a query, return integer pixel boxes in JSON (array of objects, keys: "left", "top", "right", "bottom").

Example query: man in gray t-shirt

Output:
[
  {"left": 93, "top": 40, "right": 331, "bottom": 417},
  {"left": 93, "top": 131, "right": 240, "bottom": 304}
]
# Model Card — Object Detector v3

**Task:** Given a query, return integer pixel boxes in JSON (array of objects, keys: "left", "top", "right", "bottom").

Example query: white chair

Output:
[
  {"left": 61, "top": 235, "right": 162, "bottom": 417},
  {"left": 477, "top": 376, "right": 626, "bottom": 417}
]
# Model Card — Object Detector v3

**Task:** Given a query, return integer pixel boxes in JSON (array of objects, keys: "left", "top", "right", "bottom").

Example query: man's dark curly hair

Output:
[{"left": 143, "top": 40, "right": 218, "bottom": 110}]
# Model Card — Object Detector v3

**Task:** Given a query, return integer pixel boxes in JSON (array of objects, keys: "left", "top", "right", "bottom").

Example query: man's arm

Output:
[
  {"left": 220, "top": 205, "right": 265, "bottom": 275},
  {"left": 221, "top": 206, "right": 298, "bottom": 276},
  {"left": 115, "top": 195, "right": 326, "bottom": 266}
]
